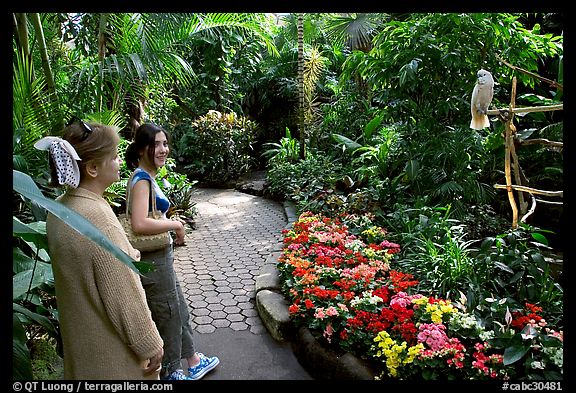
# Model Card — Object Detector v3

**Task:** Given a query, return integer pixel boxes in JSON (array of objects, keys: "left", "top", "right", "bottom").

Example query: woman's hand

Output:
[
  {"left": 143, "top": 348, "right": 164, "bottom": 376},
  {"left": 172, "top": 217, "right": 186, "bottom": 246}
]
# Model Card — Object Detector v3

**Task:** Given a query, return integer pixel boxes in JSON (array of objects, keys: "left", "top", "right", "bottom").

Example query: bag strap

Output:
[{"left": 125, "top": 171, "right": 161, "bottom": 219}]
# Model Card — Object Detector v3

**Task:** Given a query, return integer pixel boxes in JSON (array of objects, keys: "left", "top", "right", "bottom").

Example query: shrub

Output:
[{"left": 173, "top": 110, "right": 258, "bottom": 184}]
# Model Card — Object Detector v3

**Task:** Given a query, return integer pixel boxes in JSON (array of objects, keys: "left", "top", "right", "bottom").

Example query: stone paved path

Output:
[
  {"left": 172, "top": 187, "right": 312, "bottom": 380},
  {"left": 174, "top": 187, "right": 287, "bottom": 333}
]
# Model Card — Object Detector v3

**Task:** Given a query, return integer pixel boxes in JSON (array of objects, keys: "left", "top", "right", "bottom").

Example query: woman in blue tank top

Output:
[{"left": 124, "top": 123, "right": 219, "bottom": 381}]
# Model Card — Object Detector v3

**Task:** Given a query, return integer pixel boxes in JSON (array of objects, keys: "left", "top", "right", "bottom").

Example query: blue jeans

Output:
[{"left": 140, "top": 244, "right": 195, "bottom": 374}]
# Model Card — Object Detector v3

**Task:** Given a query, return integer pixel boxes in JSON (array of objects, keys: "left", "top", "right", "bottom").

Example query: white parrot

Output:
[{"left": 470, "top": 69, "right": 494, "bottom": 130}]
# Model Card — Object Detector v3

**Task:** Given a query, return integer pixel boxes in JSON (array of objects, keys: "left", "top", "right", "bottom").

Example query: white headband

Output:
[{"left": 34, "top": 136, "right": 82, "bottom": 188}]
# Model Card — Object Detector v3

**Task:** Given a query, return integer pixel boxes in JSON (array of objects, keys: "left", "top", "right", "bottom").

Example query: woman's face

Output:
[
  {"left": 152, "top": 131, "right": 169, "bottom": 169},
  {"left": 98, "top": 145, "right": 122, "bottom": 187}
]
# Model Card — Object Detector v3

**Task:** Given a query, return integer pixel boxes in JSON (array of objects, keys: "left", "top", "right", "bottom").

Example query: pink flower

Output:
[
  {"left": 314, "top": 307, "right": 326, "bottom": 319},
  {"left": 417, "top": 323, "right": 449, "bottom": 351},
  {"left": 380, "top": 240, "right": 401, "bottom": 253},
  {"left": 326, "top": 306, "right": 339, "bottom": 317},
  {"left": 323, "top": 323, "right": 334, "bottom": 343},
  {"left": 390, "top": 292, "right": 411, "bottom": 308}
]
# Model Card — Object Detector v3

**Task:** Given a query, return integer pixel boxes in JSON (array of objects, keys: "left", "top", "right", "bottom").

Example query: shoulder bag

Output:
[{"left": 118, "top": 173, "right": 171, "bottom": 252}]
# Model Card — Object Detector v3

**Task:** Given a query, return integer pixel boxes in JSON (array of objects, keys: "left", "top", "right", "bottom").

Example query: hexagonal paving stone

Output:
[{"left": 173, "top": 188, "right": 287, "bottom": 338}]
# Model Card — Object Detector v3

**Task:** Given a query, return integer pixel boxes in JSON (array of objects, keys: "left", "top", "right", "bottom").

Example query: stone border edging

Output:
[{"left": 254, "top": 200, "right": 375, "bottom": 380}]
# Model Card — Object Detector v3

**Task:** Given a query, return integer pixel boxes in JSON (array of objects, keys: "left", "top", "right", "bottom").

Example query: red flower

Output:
[{"left": 304, "top": 299, "right": 315, "bottom": 309}]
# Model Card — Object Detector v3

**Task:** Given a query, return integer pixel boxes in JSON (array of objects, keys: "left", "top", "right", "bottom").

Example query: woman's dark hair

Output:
[
  {"left": 49, "top": 121, "right": 119, "bottom": 187},
  {"left": 124, "top": 123, "right": 170, "bottom": 171}
]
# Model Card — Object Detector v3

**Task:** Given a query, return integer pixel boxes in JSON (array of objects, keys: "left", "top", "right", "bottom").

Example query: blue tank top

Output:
[{"left": 129, "top": 168, "right": 170, "bottom": 214}]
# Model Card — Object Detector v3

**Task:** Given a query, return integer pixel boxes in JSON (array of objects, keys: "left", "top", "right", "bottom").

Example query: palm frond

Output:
[
  {"left": 539, "top": 121, "right": 563, "bottom": 141},
  {"left": 324, "top": 13, "right": 386, "bottom": 51},
  {"left": 13, "top": 48, "right": 60, "bottom": 176}
]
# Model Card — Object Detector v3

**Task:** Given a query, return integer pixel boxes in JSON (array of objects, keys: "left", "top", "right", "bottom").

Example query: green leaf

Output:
[
  {"left": 13, "top": 247, "right": 38, "bottom": 273},
  {"left": 331, "top": 133, "right": 362, "bottom": 152},
  {"left": 503, "top": 344, "right": 530, "bottom": 365},
  {"left": 363, "top": 112, "right": 384, "bottom": 141},
  {"left": 13, "top": 170, "right": 142, "bottom": 275},
  {"left": 13, "top": 263, "right": 53, "bottom": 300},
  {"left": 133, "top": 260, "right": 156, "bottom": 274},
  {"left": 13, "top": 314, "right": 33, "bottom": 380},
  {"left": 530, "top": 232, "right": 548, "bottom": 246},
  {"left": 494, "top": 261, "right": 514, "bottom": 274},
  {"left": 404, "top": 159, "right": 420, "bottom": 181},
  {"left": 13, "top": 217, "right": 49, "bottom": 250},
  {"left": 539, "top": 333, "right": 563, "bottom": 347},
  {"left": 13, "top": 302, "right": 59, "bottom": 339}
]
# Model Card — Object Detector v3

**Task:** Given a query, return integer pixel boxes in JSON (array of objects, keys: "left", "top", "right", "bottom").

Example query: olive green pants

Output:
[{"left": 140, "top": 243, "right": 195, "bottom": 375}]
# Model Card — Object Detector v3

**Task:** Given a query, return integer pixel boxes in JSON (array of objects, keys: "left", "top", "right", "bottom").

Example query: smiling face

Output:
[
  {"left": 153, "top": 131, "right": 169, "bottom": 169},
  {"left": 138, "top": 129, "right": 170, "bottom": 172}
]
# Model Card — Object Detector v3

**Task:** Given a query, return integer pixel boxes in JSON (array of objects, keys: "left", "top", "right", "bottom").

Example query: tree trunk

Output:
[
  {"left": 98, "top": 13, "right": 109, "bottom": 60},
  {"left": 13, "top": 13, "right": 31, "bottom": 64},
  {"left": 29, "top": 13, "right": 63, "bottom": 133},
  {"left": 97, "top": 13, "right": 110, "bottom": 112},
  {"left": 297, "top": 13, "right": 306, "bottom": 160}
]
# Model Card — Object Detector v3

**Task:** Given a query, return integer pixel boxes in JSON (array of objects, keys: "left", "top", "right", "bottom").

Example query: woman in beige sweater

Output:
[{"left": 39, "top": 119, "right": 164, "bottom": 380}]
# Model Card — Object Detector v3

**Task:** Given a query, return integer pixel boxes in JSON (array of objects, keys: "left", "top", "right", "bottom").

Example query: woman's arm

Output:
[{"left": 130, "top": 179, "right": 183, "bottom": 236}]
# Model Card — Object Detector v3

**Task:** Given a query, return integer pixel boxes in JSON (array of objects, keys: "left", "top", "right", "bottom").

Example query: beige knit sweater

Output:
[{"left": 46, "top": 187, "right": 163, "bottom": 380}]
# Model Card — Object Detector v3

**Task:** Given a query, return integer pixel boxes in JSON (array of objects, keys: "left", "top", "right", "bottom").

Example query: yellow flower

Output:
[
  {"left": 424, "top": 300, "right": 458, "bottom": 323},
  {"left": 373, "top": 331, "right": 424, "bottom": 378},
  {"left": 405, "top": 343, "right": 424, "bottom": 364},
  {"left": 412, "top": 296, "right": 429, "bottom": 306}
]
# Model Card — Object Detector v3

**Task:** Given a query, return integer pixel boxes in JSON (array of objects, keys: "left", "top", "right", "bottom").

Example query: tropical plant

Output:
[
  {"left": 323, "top": 12, "right": 388, "bottom": 100},
  {"left": 157, "top": 159, "right": 198, "bottom": 220},
  {"left": 296, "top": 13, "right": 306, "bottom": 159},
  {"left": 13, "top": 217, "right": 57, "bottom": 381},
  {"left": 265, "top": 151, "right": 343, "bottom": 204},
  {"left": 262, "top": 127, "right": 300, "bottom": 165},
  {"left": 472, "top": 225, "right": 563, "bottom": 319},
  {"left": 385, "top": 204, "right": 563, "bottom": 327},
  {"left": 12, "top": 40, "right": 59, "bottom": 178},
  {"left": 172, "top": 13, "right": 278, "bottom": 117},
  {"left": 327, "top": 13, "right": 563, "bottom": 219}
]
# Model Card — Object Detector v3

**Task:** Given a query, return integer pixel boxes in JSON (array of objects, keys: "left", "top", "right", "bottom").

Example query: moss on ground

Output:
[{"left": 30, "top": 336, "right": 63, "bottom": 380}]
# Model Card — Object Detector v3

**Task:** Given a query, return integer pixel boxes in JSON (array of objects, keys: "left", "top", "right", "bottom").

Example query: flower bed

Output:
[{"left": 277, "top": 212, "right": 563, "bottom": 380}]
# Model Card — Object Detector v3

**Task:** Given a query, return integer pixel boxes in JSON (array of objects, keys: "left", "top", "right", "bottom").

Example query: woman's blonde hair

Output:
[{"left": 49, "top": 121, "right": 120, "bottom": 187}]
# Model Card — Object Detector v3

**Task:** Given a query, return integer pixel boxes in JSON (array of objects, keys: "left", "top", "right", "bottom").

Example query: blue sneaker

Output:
[
  {"left": 166, "top": 369, "right": 193, "bottom": 380},
  {"left": 188, "top": 353, "right": 220, "bottom": 380}
]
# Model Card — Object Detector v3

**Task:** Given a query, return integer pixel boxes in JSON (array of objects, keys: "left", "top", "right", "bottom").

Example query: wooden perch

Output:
[
  {"left": 503, "top": 77, "right": 519, "bottom": 228},
  {"left": 487, "top": 103, "right": 563, "bottom": 115},
  {"left": 494, "top": 184, "right": 563, "bottom": 198},
  {"left": 535, "top": 198, "right": 564, "bottom": 205},
  {"left": 535, "top": 199, "right": 563, "bottom": 205},
  {"left": 519, "top": 138, "right": 563, "bottom": 149},
  {"left": 486, "top": 54, "right": 563, "bottom": 229}
]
